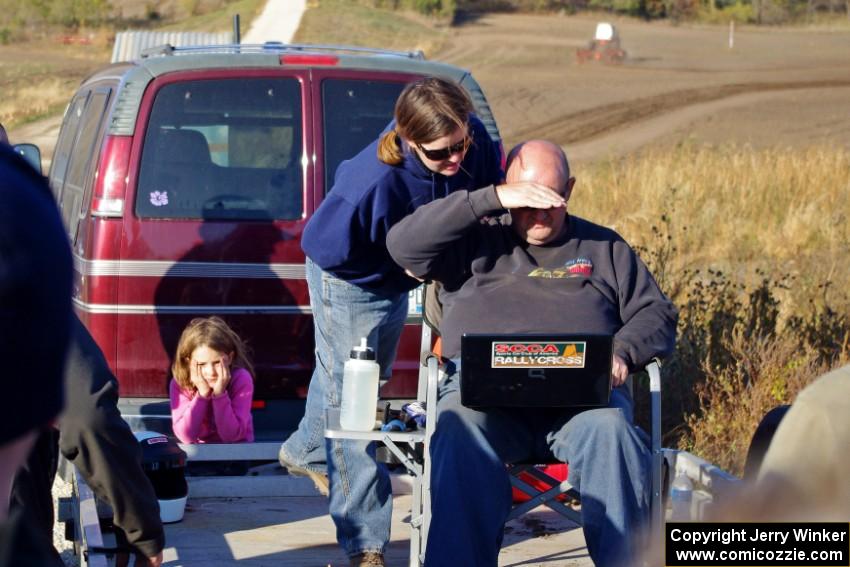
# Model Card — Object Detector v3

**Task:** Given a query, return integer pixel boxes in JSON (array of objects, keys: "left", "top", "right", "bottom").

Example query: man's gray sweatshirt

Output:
[{"left": 387, "top": 186, "right": 678, "bottom": 368}]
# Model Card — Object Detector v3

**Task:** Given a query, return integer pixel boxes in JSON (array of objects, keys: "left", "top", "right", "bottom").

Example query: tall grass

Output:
[
  {"left": 577, "top": 144, "right": 850, "bottom": 276},
  {"left": 0, "top": 0, "right": 263, "bottom": 128},
  {"left": 0, "top": 77, "right": 72, "bottom": 127},
  {"left": 0, "top": 39, "right": 109, "bottom": 128},
  {"left": 155, "top": 0, "right": 264, "bottom": 32},
  {"left": 294, "top": 0, "right": 448, "bottom": 56},
  {"left": 573, "top": 144, "right": 850, "bottom": 475}
]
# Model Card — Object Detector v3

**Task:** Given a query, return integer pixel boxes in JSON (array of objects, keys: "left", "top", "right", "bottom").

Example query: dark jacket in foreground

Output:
[
  {"left": 58, "top": 316, "right": 165, "bottom": 557},
  {"left": 1, "top": 144, "right": 68, "bottom": 567},
  {"left": 387, "top": 186, "right": 678, "bottom": 366},
  {"left": 0, "top": 146, "right": 70, "bottom": 446},
  {"left": 301, "top": 115, "right": 502, "bottom": 294},
  {"left": 0, "top": 510, "right": 63, "bottom": 567}
]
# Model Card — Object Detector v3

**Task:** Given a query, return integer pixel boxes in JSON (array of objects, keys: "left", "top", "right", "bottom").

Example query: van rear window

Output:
[
  {"left": 322, "top": 79, "right": 406, "bottom": 194},
  {"left": 136, "top": 78, "right": 303, "bottom": 220}
]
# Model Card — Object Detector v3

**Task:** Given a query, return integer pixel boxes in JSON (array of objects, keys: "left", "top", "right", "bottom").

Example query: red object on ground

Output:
[
  {"left": 511, "top": 463, "right": 569, "bottom": 503},
  {"left": 59, "top": 35, "right": 93, "bottom": 45}
]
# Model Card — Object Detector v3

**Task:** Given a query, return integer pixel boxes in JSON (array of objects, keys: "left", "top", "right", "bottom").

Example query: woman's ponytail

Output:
[{"left": 377, "top": 130, "right": 404, "bottom": 165}]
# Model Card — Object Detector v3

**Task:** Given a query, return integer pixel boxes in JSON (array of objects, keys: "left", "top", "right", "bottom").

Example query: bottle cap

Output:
[{"left": 350, "top": 337, "right": 376, "bottom": 361}]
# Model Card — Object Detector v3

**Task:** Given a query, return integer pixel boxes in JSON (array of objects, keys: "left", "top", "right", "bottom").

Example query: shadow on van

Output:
[{"left": 153, "top": 210, "right": 313, "bottom": 414}]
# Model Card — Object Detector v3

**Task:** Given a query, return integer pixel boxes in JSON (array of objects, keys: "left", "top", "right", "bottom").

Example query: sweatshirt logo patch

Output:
[
  {"left": 491, "top": 341, "right": 587, "bottom": 368},
  {"left": 527, "top": 257, "right": 594, "bottom": 279}
]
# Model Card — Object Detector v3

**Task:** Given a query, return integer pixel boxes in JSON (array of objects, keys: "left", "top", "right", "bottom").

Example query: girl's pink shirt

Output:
[{"left": 169, "top": 367, "right": 255, "bottom": 443}]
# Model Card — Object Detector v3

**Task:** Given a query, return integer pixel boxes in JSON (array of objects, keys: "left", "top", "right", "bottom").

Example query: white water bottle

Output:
[
  {"left": 340, "top": 337, "right": 380, "bottom": 431},
  {"left": 670, "top": 468, "right": 693, "bottom": 521}
]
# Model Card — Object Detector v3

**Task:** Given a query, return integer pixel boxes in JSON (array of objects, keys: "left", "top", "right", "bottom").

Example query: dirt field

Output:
[
  {"left": 11, "top": 12, "right": 850, "bottom": 166},
  {"left": 434, "top": 13, "right": 850, "bottom": 163}
]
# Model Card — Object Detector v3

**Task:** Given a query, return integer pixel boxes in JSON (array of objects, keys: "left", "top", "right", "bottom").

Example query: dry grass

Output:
[
  {"left": 574, "top": 143, "right": 850, "bottom": 292},
  {"left": 681, "top": 331, "right": 841, "bottom": 475},
  {"left": 0, "top": 0, "right": 264, "bottom": 128},
  {"left": 0, "top": 40, "right": 108, "bottom": 127},
  {"left": 154, "top": 0, "right": 265, "bottom": 32},
  {"left": 294, "top": 0, "right": 448, "bottom": 57},
  {"left": 0, "top": 77, "right": 70, "bottom": 126},
  {"left": 578, "top": 144, "right": 850, "bottom": 476}
]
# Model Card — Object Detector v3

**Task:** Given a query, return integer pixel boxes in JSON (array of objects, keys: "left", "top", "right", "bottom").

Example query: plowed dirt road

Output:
[
  {"left": 13, "top": 12, "right": 850, "bottom": 165},
  {"left": 436, "top": 13, "right": 850, "bottom": 162}
]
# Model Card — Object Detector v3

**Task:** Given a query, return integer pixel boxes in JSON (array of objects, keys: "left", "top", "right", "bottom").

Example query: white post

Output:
[{"left": 728, "top": 20, "right": 735, "bottom": 49}]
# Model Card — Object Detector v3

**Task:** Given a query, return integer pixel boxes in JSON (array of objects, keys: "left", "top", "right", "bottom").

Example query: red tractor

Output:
[{"left": 576, "top": 22, "right": 627, "bottom": 64}]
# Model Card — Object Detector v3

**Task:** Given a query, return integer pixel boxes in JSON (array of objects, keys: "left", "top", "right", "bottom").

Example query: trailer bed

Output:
[
  {"left": 66, "top": 460, "right": 592, "bottom": 567},
  {"left": 160, "top": 488, "right": 590, "bottom": 566}
]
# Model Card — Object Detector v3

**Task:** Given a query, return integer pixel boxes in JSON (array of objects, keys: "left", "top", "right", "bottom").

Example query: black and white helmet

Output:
[{"left": 134, "top": 431, "right": 188, "bottom": 523}]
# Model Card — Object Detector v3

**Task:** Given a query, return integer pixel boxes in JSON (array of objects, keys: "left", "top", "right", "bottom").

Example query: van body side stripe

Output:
[
  {"left": 72, "top": 298, "right": 312, "bottom": 315},
  {"left": 73, "top": 256, "right": 307, "bottom": 279},
  {"left": 72, "top": 299, "right": 421, "bottom": 322}
]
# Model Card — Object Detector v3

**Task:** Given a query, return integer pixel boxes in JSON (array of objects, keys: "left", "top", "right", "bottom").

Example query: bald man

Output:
[{"left": 388, "top": 140, "right": 677, "bottom": 567}]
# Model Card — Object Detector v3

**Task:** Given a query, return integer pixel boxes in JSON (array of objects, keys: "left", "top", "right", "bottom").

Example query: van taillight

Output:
[
  {"left": 92, "top": 135, "right": 132, "bottom": 218},
  {"left": 280, "top": 54, "right": 339, "bottom": 66}
]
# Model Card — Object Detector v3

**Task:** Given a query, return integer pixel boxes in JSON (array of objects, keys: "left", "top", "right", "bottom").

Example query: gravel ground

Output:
[{"left": 52, "top": 475, "right": 81, "bottom": 567}]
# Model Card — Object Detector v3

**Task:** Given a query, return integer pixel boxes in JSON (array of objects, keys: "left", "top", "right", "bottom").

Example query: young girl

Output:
[{"left": 169, "top": 317, "right": 255, "bottom": 444}]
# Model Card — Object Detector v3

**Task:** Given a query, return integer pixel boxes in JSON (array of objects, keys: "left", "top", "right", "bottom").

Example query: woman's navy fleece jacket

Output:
[{"left": 301, "top": 115, "right": 502, "bottom": 295}]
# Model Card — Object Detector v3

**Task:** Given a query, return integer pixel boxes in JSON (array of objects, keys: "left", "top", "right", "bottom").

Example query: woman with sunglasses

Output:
[{"left": 279, "top": 76, "right": 545, "bottom": 567}]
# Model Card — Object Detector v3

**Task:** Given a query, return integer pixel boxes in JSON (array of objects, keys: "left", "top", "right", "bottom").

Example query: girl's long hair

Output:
[
  {"left": 378, "top": 77, "right": 474, "bottom": 166},
  {"left": 172, "top": 316, "right": 254, "bottom": 391}
]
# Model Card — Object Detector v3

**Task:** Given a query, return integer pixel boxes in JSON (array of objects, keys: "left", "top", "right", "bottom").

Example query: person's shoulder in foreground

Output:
[
  {"left": 0, "top": 144, "right": 70, "bottom": 567},
  {"left": 754, "top": 363, "right": 850, "bottom": 519},
  {"left": 0, "top": 144, "right": 71, "bottom": 447}
]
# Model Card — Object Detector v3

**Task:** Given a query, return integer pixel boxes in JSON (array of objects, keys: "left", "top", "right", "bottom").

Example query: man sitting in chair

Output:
[{"left": 387, "top": 140, "right": 677, "bottom": 567}]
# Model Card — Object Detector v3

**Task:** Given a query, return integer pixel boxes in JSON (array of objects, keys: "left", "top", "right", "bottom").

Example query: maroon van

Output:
[{"left": 47, "top": 44, "right": 503, "bottom": 436}]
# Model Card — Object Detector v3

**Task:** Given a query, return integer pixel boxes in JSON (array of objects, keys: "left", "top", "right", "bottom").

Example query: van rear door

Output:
[
  {"left": 309, "top": 69, "right": 421, "bottom": 398},
  {"left": 117, "top": 69, "right": 314, "bottom": 399}
]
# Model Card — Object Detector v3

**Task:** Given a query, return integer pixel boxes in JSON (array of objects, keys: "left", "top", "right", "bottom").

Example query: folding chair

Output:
[
  {"left": 501, "top": 359, "right": 664, "bottom": 536},
  {"left": 328, "top": 282, "right": 664, "bottom": 566},
  {"left": 420, "top": 282, "right": 664, "bottom": 533}
]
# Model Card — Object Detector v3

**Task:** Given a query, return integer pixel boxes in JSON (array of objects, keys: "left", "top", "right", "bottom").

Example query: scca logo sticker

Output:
[
  {"left": 493, "top": 343, "right": 560, "bottom": 354},
  {"left": 491, "top": 342, "right": 586, "bottom": 368}
]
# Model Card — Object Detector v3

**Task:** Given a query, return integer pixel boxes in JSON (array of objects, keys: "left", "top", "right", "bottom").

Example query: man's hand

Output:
[
  {"left": 611, "top": 354, "right": 629, "bottom": 388},
  {"left": 495, "top": 182, "right": 566, "bottom": 210},
  {"left": 116, "top": 551, "right": 163, "bottom": 567}
]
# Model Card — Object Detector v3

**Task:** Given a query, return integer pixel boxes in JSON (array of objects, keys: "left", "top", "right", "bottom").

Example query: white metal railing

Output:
[
  {"left": 72, "top": 468, "right": 110, "bottom": 567},
  {"left": 663, "top": 448, "right": 742, "bottom": 520}
]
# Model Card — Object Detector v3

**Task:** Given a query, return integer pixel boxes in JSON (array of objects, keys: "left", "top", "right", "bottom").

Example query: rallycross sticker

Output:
[{"left": 491, "top": 341, "right": 586, "bottom": 368}]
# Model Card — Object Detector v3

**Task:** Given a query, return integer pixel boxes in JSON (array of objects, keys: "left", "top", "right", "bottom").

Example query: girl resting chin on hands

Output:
[{"left": 169, "top": 317, "right": 254, "bottom": 444}]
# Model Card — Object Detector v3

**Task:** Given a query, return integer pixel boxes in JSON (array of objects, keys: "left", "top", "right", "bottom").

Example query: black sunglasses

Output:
[{"left": 416, "top": 137, "right": 470, "bottom": 161}]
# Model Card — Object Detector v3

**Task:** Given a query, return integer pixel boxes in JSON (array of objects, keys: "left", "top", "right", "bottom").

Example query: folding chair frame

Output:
[
  {"left": 326, "top": 293, "right": 664, "bottom": 567},
  {"left": 502, "top": 360, "right": 663, "bottom": 530},
  {"left": 324, "top": 322, "right": 438, "bottom": 567}
]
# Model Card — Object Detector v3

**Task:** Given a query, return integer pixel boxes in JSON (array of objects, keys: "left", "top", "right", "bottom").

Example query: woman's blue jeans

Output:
[
  {"left": 425, "top": 369, "right": 651, "bottom": 567},
  {"left": 285, "top": 258, "right": 408, "bottom": 556}
]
